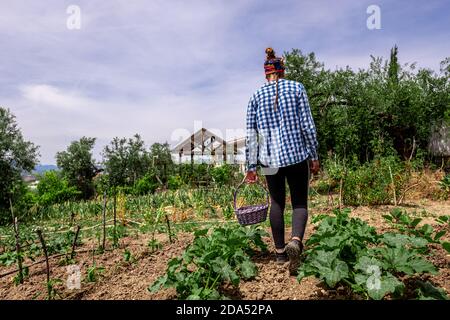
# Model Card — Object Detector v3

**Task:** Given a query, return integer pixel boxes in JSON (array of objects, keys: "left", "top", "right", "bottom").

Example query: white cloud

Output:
[
  {"left": 1, "top": 0, "right": 448, "bottom": 163},
  {"left": 20, "top": 84, "right": 92, "bottom": 111}
]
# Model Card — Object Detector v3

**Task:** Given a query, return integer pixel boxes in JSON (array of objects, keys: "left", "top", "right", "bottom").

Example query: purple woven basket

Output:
[{"left": 233, "top": 182, "right": 270, "bottom": 226}]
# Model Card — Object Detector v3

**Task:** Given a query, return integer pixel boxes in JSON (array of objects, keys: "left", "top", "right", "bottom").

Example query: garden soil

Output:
[{"left": 1, "top": 200, "right": 449, "bottom": 300}]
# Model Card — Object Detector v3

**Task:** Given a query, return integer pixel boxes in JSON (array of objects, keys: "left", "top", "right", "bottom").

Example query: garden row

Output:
[{"left": 151, "top": 208, "right": 450, "bottom": 300}]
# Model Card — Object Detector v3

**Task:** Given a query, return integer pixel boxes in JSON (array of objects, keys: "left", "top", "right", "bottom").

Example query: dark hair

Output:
[
  {"left": 265, "top": 47, "right": 276, "bottom": 60},
  {"left": 264, "top": 48, "right": 284, "bottom": 111}
]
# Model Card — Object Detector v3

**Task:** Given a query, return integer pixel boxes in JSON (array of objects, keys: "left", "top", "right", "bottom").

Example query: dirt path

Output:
[{"left": 1, "top": 200, "right": 449, "bottom": 300}]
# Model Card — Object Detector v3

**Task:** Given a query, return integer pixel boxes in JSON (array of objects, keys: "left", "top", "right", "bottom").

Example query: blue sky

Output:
[{"left": 1, "top": 0, "right": 449, "bottom": 164}]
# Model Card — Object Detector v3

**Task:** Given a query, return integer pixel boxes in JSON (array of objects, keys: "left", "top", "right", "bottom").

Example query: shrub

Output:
[
  {"left": 133, "top": 173, "right": 159, "bottom": 195},
  {"left": 37, "top": 171, "right": 81, "bottom": 207},
  {"left": 176, "top": 163, "right": 212, "bottom": 186},
  {"left": 317, "top": 156, "right": 349, "bottom": 194},
  {"left": 439, "top": 174, "right": 450, "bottom": 199},
  {"left": 167, "top": 175, "right": 183, "bottom": 190},
  {"left": 210, "top": 164, "right": 235, "bottom": 185},
  {"left": 342, "top": 157, "right": 408, "bottom": 206}
]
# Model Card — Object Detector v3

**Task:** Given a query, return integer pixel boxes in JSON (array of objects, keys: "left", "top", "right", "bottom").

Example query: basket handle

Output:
[{"left": 233, "top": 181, "right": 270, "bottom": 210}]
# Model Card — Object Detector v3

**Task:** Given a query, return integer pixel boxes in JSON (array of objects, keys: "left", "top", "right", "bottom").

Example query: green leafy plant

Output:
[
  {"left": 108, "top": 224, "right": 127, "bottom": 248},
  {"left": 148, "top": 239, "right": 162, "bottom": 252},
  {"left": 133, "top": 172, "right": 159, "bottom": 195},
  {"left": 210, "top": 164, "right": 235, "bottom": 186},
  {"left": 36, "top": 171, "right": 81, "bottom": 207},
  {"left": 167, "top": 175, "right": 183, "bottom": 190},
  {"left": 12, "top": 266, "right": 29, "bottom": 285},
  {"left": 416, "top": 281, "right": 449, "bottom": 300},
  {"left": 383, "top": 208, "right": 448, "bottom": 251},
  {"left": 0, "top": 251, "right": 20, "bottom": 267},
  {"left": 149, "top": 224, "right": 267, "bottom": 299},
  {"left": 342, "top": 157, "right": 408, "bottom": 206},
  {"left": 45, "top": 229, "right": 82, "bottom": 256},
  {"left": 46, "top": 278, "right": 63, "bottom": 300},
  {"left": 438, "top": 174, "right": 450, "bottom": 198},
  {"left": 86, "top": 263, "right": 105, "bottom": 283},
  {"left": 123, "top": 248, "right": 137, "bottom": 263},
  {"left": 297, "top": 209, "right": 445, "bottom": 300}
]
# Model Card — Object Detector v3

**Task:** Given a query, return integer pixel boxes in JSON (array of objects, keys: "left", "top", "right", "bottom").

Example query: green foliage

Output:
[
  {"left": 148, "top": 238, "right": 162, "bottom": 252},
  {"left": 439, "top": 174, "right": 450, "bottom": 198},
  {"left": 123, "top": 248, "right": 137, "bottom": 263},
  {"left": 0, "top": 107, "right": 39, "bottom": 225},
  {"left": 100, "top": 140, "right": 174, "bottom": 194},
  {"left": 436, "top": 215, "right": 450, "bottom": 227},
  {"left": 383, "top": 208, "right": 448, "bottom": 251},
  {"left": 442, "top": 242, "right": 450, "bottom": 254},
  {"left": 175, "top": 163, "right": 240, "bottom": 187},
  {"left": 149, "top": 142, "right": 174, "bottom": 183},
  {"left": 416, "top": 281, "right": 449, "bottom": 300},
  {"left": 102, "top": 134, "right": 151, "bottom": 188},
  {"left": 8, "top": 181, "right": 38, "bottom": 222},
  {"left": 0, "top": 251, "right": 20, "bottom": 267},
  {"left": 56, "top": 137, "right": 97, "bottom": 200},
  {"left": 318, "top": 156, "right": 408, "bottom": 205},
  {"left": 46, "top": 278, "right": 63, "bottom": 300},
  {"left": 167, "top": 175, "right": 183, "bottom": 190},
  {"left": 179, "top": 163, "right": 212, "bottom": 186},
  {"left": 133, "top": 172, "right": 159, "bottom": 195},
  {"left": 45, "top": 229, "right": 82, "bottom": 255},
  {"left": 150, "top": 224, "right": 268, "bottom": 299},
  {"left": 298, "top": 209, "right": 446, "bottom": 300},
  {"left": 93, "top": 173, "right": 110, "bottom": 197},
  {"left": 210, "top": 164, "right": 235, "bottom": 185},
  {"left": 342, "top": 157, "right": 408, "bottom": 206},
  {"left": 36, "top": 171, "right": 81, "bottom": 206},
  {"left": 13, "top": 266, "right": 29, "bottom": 285},
  {"left": 86, "top": 263, "right": 105, "bottom": 282}
]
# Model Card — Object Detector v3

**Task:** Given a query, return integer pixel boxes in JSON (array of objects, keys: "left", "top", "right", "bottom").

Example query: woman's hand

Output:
[
  {"left": 244, "top": 171, "right": 258, "bottom": 184},
  {"left": 309, "top": 160, "right": 320, "bottom": 175}
]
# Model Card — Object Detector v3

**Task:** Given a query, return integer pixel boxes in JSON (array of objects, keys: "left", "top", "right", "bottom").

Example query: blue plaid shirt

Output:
[{"left": 245, "top": 78, "right": 318, "bottom": 171}]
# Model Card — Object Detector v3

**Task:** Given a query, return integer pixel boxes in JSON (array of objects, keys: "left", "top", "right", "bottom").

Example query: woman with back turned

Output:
[{"left": 245, "top": 48, "right": 319, "bottom": 275}]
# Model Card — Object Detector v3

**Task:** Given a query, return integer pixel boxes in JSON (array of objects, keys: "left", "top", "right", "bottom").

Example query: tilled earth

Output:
[{"left": 0, "top": 200, "right": 449, "bottom": 300}]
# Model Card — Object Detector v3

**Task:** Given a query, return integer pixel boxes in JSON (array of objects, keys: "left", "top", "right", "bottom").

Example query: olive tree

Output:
[{"left": 0, "top": 107, "right": 39, "bottom": 224}]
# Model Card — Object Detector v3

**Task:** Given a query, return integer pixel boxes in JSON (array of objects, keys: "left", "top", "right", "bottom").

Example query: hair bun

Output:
[{"left": 265, "top": 47, "right": 276, "bottom": 60}]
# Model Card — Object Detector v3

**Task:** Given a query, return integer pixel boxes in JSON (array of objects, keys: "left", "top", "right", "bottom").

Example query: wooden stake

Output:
[
  {"left": 69, "top": 211, "right": 76, "bottom": 226},
  {"left": 339, "top": 178, "right": 343, "bottom": 210},
  {"left": 36, "top": 229, "right": 50, "bottom": 298},
  {"left": 165, "top": 214, "right": 173, "bottom": 243},
  {"left": 12, "top": 215, "right": 24, "bottom": 284},
  {"left": 102, "top": 191, "right": 107, "bottom": 251},
  {"left": 113, "top": 190, "right": 117, "bottom": 247},
  {"left": 70, "top": 225, "right": 81, "bottom": 260},
  {"left": 10, "top": 197, "right": 24, "bottom": 284}
]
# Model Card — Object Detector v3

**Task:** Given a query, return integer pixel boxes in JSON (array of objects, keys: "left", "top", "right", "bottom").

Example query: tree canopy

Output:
[
  {"left": 284, "top": 46, "right": 449, "bottom": 164},
  {"left": 56, "top": 137, "right": 97, "bottom": 199},
  {"left": 0, "top": 107, "right": 39, "bottom": 223},
  {"left": 102, "top": 134, "right": 151, "bottom": 188}
]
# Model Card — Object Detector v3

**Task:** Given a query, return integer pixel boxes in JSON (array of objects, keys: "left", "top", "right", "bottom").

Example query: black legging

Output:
[{"left": 264, "top": 160, "right": 309, "bottom": 250}]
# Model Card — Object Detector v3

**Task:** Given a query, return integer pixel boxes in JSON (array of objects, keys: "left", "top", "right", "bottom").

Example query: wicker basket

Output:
[{"left": 233, "top": 182, "right": 270, "bottom": 226}]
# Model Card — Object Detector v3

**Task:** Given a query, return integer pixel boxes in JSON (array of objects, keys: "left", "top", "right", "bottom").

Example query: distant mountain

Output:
[{"left": 33, "top": 164, "right": 59, "bottom": 174}]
